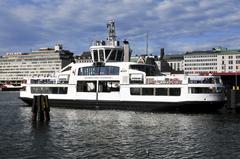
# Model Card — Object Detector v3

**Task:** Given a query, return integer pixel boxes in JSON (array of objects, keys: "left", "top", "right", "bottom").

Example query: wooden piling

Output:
[{"left": 32, "top": 95, "right": 50, "bottom": 122}]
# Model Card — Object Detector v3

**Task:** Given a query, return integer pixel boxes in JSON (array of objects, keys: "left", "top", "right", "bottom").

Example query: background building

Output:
[
  {"left": 74, "top": 51, "right": 92, "bottom": 63},
  {"left": 0, "top": 44, "right": 74, "bottom": 86},
  {"left": 184, "top": 47, "right": 240, "bottom": 75},
  {"left": 130, "top": 48, "right": 184, "bottom": 74},
  {"left": 163, "top": 54, "right": 184, "bottom": 73}
]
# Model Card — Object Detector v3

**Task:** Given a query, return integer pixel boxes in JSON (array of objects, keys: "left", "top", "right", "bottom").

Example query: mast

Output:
[
  {"left": 107, "top": 20, "right": 117, "bottom": 46},
  {"left": 146, "top": 32, "right": 149, "bottom": 56}
]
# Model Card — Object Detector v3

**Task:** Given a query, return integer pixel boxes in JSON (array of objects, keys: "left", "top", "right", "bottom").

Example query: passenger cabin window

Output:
[
  {"left": 155, "top": 88, "right": 168, "bottom": 96},
  {"left": 169, "top": 88, "right": 181, "bottom": 96},
  {"left": 77, "top": 81, "right": 120, "bottom": 92},
  {"left": 130, "top": 88, "right": 141, "bottom": 95},
  {"left": 57, "top": 74, "right": 69, "bottom": 84},
  {"left": 31, "top": 79, "right": 56, "bottom": 84},
  {"left": 31, "top": 87, "right": 68, "bottom": 94},
  {"left": 188, "top": 77, "right": 221, "bottom": 84},
  {"left": 130, "top": 87, "right": 181, "bottom": 96},
  {"left": 77, "top": 81, "right": 97, "bottom": 92},
  {"left": 142, "top": 88, "right": 154, "bottom": 95},
  {"left": 189, "top": 87, "right": 223, "bottom": 94},
  {"left": 78, "top": 66, "right": 119, "bottom": 76},
  {"left": 98, "top": 81, "right": 120, "bottom": 92}
]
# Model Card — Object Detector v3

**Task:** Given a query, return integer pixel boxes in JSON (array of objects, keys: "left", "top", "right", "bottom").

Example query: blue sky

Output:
[{"left": 0, "top": 0, "right": 240, "bottom": 56}]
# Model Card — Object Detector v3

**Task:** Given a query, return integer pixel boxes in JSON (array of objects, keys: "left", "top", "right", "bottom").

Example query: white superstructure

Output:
[{"left": 20, "top": 21, "right": 225, "bottom": 111}]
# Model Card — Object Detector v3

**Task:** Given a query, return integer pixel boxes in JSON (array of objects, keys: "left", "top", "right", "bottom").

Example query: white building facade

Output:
[
  {"left": 164, "top": 55, "right": 184, "bottom": 72},
  {"left": 0, "top": 44, "right": 74, "bottom": 85},
  {"left": 184, "top": 48, "right": 240, "bottom": 75}
]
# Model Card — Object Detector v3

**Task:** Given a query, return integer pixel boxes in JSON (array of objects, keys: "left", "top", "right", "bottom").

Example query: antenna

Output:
[{"left": 146, "top": 32, "right": 149, "bottom": 56}]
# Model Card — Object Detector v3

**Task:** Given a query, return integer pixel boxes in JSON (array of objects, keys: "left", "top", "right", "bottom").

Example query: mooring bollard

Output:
[{"left": 32, "top": 95, "right": 50, "bottom": 122}]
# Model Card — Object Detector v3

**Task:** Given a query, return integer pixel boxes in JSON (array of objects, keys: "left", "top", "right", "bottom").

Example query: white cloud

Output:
[{"left": 0, "top": 0, "right": 240, "bottom": 54}]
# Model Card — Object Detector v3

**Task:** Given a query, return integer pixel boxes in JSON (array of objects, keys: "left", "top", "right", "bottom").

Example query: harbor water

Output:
[{"left": 1, "top": 92, "right": 240, "bottom": 158}]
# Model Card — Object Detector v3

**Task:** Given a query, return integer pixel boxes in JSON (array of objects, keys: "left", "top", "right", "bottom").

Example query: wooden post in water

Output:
[
  {"left": 32, "top": 95, "right": 50, "bottom": 122},
  {"left": 230, "top": 89, "right": 236, "bottom": 109},
  {"left": 38, "top": 95, "right": 45, "bottom": 122},
  {"left": 44, "top": 95, "right": 50, "bottom": 122},
  {"left": 32, "top": 96, "right": 38, "bottom": 121}
]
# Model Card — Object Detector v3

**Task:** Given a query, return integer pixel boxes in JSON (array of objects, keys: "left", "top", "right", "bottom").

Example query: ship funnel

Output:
[{"left": 123, "top": 40, "right": 130, "bottom": 62}]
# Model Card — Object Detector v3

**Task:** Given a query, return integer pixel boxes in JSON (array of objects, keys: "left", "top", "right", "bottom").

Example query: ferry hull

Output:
[
  {"left": 20, "top": 97, "right": 225, "bottom": 112},
  {"left": 2, "top": 87, "right": 22, "bottom": 91}
]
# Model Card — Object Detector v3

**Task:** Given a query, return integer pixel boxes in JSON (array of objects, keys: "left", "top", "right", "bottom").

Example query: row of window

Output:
[
  {"left": 78, "top": 66, "right": 119, "bottom": 76},
  {"left": 30, "top": 85, "right": 222, "bottom": 96},
  {"left": 31, "top": 79, "right": 57, "bottom": 84},
  {"left": 188, "top": 77, "right": 221, "bottom": 84},
  {"left": 130, "top": 87, "right": 181, "bottom": 96},
  {"left": 0, "top": 59, "right": 61, "bottom": 63},
  {"left": 185, "top": 55, "right": 217, "bottom": 58},
  {"left": 0, "top": 67, "right": 60, "bottom": 71},
  {"left": 185, "top": 63, "right": 217, "bottom": 66},
  {"left": 185, "top": 59, "right": 217, "bottom": 62},
  {"left": 185, "top": 71, "right": 217, "bottom": 74},
  {"left": 31, "top": 87, "right": 68, "bottom": 94},
  {"left": 77, "top": 81, "right": 120, "bottom": 92},
  {"left": 185, "top": 67, "right": 217, "bottom": 70},
  {"left": 93, "top": 49, "right": 123, "bottom": 62},
  {"left": 189, "top": 87, "right": 223, "bottom": 94},
  {"left": 169, "top": 63, "right": 181, "bottom": 70}
]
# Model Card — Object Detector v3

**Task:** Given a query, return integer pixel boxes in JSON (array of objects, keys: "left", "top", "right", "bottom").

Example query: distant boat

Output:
[{"left": 1, "top": 83, "right": 23, "bottom": 91}]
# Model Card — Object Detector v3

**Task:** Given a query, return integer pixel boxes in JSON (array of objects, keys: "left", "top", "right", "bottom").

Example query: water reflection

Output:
[{"left": 2, "top": 92, "right": 240, "bottom": 158}]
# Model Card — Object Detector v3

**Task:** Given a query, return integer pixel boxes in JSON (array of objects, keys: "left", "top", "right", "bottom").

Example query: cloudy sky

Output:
[{"left": 0, "top": 0, "right": 240, "bottom": 56}]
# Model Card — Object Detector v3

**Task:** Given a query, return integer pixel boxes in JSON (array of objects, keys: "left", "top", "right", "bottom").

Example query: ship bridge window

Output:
[
  {"left": 99, "top": 50, "right": 104, "bottom": 61},
  {"left": 108, "top": 50, "right": 117, "bottom": 61},
  {"left": 105, "top": 49, "right": 111, "bottom": 59},
  {"left": 78, "top": 66, "right": 119, "bottom": 76},
  {"left": 116, "top": 50, "right": 123, "bottom": 61},
  {"left": 93, "top": 50, "right": 98, "bottom": 62},
  {"left": 130, "top": 64, "right": 160, "bottom": 76}
]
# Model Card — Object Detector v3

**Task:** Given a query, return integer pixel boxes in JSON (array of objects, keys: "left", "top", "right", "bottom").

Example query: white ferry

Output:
[{"left": 19, "top": 21, "right": 225, "bottom": 111}]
